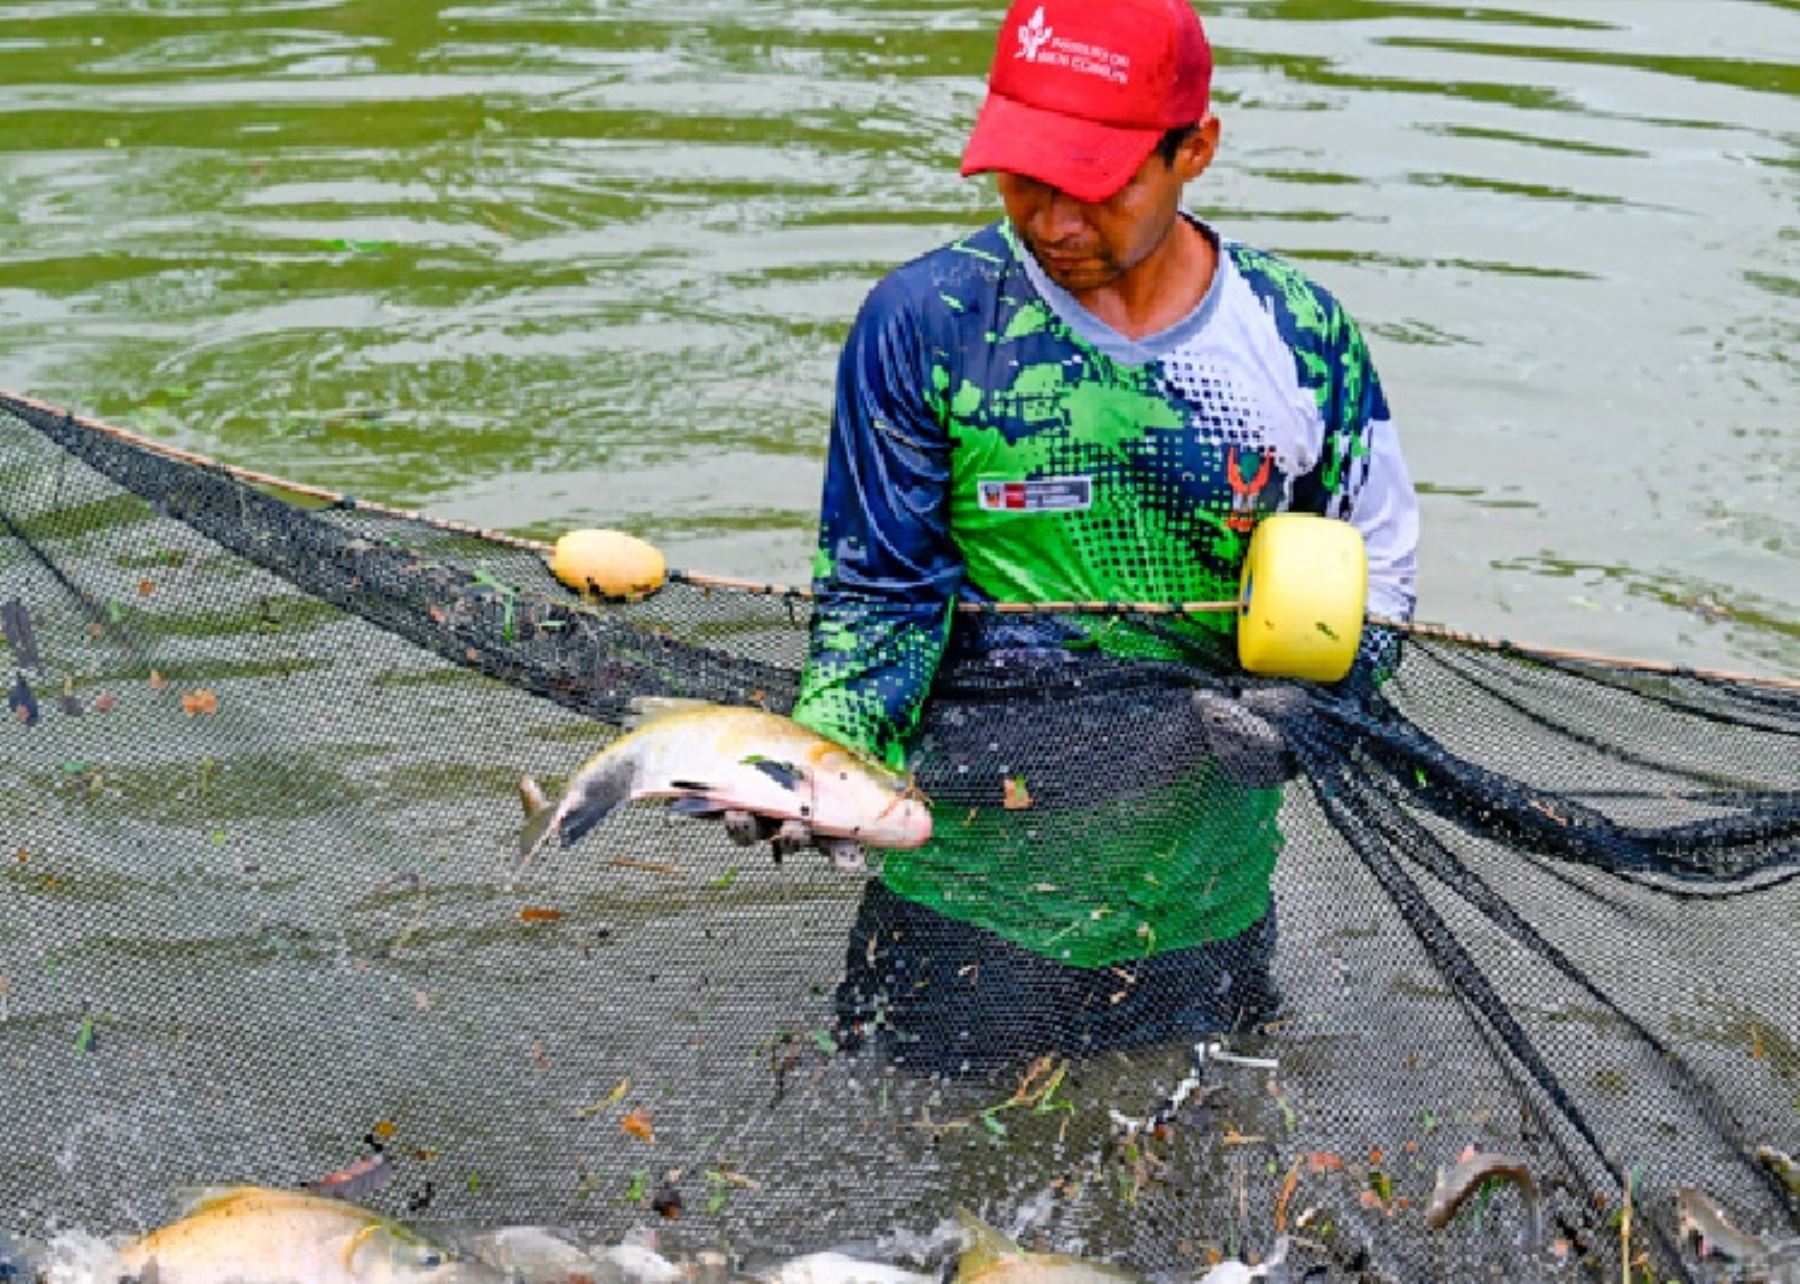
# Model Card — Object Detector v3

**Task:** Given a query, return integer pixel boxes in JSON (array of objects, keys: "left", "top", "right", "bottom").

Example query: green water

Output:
[{"left": 0, "top": 0, "right": 1793, "bottom": 675}]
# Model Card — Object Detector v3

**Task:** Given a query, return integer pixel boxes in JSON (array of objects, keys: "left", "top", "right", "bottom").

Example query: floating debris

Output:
[
  {"left": 304, "top": 1153, "right": 393, "bottom": 1202},
  {"left": 1674, "top": 1186, "right": 1772, "bottom": 1264},
  {"left": 1, "top": 599, "right": 40, "bottom": 668},
  {"left": 8, "top": 673, "right": 37, "bottom": 726},
  {"left": 1425, "top": 1151, "right": 1539, "bottom": 1247}
]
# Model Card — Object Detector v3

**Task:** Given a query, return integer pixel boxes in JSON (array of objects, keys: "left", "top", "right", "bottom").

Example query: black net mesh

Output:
[{"left": 2, "top": 391, "right": 1796, "bottom": 1282}]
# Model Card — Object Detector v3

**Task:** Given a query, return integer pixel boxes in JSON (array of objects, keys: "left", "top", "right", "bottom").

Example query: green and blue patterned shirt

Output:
[{"left": 791, "top": 217, "right": 1418, "bottom": 962}]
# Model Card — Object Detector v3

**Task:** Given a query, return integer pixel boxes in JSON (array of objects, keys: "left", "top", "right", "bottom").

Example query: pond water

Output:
[{"left": 0, "top": 0, "right": 1794, "bottom": 674}]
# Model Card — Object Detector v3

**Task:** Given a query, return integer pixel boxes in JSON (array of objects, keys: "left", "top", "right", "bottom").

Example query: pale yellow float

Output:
[
  {"left": 1236, "top": 513, "right": 1368, "bottom": 682},
  {"left": 548, "top": 528, "right": 667, "bottom": 600}
]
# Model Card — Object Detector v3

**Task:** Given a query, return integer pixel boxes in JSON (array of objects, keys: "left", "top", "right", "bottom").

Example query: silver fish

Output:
[{"left": 519, "top": 699, "right": 931, "bottom": 870}]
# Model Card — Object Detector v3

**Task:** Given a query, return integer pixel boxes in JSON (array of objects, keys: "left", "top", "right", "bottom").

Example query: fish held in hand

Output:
[
  {"left": 116, "top": 1185, "right": 501, "bottom": 1283},
  {"left": 518, "top": 699, "right": 931, "bottom": 870}
]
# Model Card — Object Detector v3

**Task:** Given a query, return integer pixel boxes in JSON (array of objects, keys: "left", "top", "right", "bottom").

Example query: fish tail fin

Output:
[
  {"left": 517, "top": 758, "right": 636, "bottom": 873},
  {"left": 516, "top": 794, "right": 559, "bottom": 871},
  {"left": 952, "top": 1210, "right": 1021, "bottom": 1274},
  {"left": 517, "top": 775, "right": 549, "bottom": 818}
]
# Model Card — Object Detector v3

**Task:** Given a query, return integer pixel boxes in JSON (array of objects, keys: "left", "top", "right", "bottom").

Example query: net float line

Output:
[{"left": 3, "top": 387, "right": 1791, "bottom": 693}]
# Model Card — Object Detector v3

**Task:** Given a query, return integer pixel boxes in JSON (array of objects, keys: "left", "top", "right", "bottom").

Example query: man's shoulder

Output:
[
  {"left": 1220, "top": 240, "right": 1362, "bottom": 356},
  {"left": 861, "top": 221, "right": 1015, "bottom": 318}
]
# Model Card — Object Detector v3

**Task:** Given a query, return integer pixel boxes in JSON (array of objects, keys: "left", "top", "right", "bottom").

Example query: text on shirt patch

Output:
[{"left": 978, "top": 476, "right": 1094, "bottom": 513}]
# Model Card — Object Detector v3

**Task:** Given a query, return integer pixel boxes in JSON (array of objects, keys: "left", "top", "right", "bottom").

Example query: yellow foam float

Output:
[
  {"left": 548, "top": 528, "right": 667, "bottom": 600},
  {"left": 1236, "top": 514, "right": 1367, "bottom": 682}
]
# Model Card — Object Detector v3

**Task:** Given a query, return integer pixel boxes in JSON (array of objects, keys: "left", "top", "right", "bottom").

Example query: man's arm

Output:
[
  {"left": 790, "top": 275, "right": 962, "bottom": 771},
  {"left": 1321, "top": 313, "right": 1419, "bottom": 625}
]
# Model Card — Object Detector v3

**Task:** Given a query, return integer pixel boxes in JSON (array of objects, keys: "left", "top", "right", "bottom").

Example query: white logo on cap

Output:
[
  {"left": 1016, "top": 6, "right": 1053, "bottom": 62},
  {"left": 1011, "top": 6, "right": 1132, "bottom": 85}
]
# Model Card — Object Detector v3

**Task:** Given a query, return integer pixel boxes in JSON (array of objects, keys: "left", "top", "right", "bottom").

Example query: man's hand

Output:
[
  {"left": 1194, "top": 686, "right": 1306, "bottom": 788},
  {"left": 721, "top": 811, "right": 867, "bottom": 871}
]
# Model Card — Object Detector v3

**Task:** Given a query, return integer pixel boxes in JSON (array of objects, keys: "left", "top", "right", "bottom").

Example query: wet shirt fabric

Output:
[{"left": 792, "top": 216, "right": 1419, "bottom": 965}]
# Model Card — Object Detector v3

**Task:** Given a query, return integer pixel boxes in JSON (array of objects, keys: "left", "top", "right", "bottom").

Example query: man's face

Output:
[{"left": 996, "top": 117, "right": 1219, "bottom": 294}]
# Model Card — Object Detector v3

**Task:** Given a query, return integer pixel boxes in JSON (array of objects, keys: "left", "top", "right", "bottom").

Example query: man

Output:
[{"left": 753, "top": 0, "right": 1418, "bottom": 1076}]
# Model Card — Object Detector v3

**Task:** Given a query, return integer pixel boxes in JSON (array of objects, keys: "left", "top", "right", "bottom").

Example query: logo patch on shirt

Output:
[{"left": 977, "top": 476, "right": 1093, "bottom": 513}]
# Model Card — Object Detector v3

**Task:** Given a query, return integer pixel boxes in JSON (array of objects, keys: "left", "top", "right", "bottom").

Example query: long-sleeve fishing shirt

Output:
[{"left": 791, "top": 215, "right": 1419, "bottom": 962}]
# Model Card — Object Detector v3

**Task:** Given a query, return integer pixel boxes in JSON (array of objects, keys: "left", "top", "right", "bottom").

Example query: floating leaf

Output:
[
  {"left": 980, "top": 1110, "right": 1007, "bottom": 1138},
  {"left": 810, "top": 1029, "right": 839, "bottom": 1057},
  {"left": 148, "top": 670, "right": 168, "bottom": 691},
  {"left": 623, "top": 1170, "right": 649, "bottom": 1203},
  {"left": 180, "top": 689, "right": 219, "bottom": 717},
  {"left": 1369, "top": 1169, "right": 1392, "bottom": 1204},
  {"left": 517, "top": 907, "right": 562, "bottom": 923},
  {"left": 708, "top": 867, "right": 739, "bottom": 891},
  {"left": 621, "top": 1108, "right": 655, "bottom": 1144},
  {"left": 578, "top": 1077, "right": 631, "bottom": 1118},
  {"left": 74, "top": 1014, "right": 95, "bottom": 1053},
  {"left": 1003, "top": 775, "right": 1033, "bottom": 810}
]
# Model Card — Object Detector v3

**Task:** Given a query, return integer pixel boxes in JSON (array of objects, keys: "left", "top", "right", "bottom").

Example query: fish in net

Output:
[{"left": 0, "top": 390, "right": 1795, "bottom": 1283}]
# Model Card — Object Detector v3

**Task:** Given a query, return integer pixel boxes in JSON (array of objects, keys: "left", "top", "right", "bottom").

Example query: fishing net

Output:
[{"left": 1, "top": 389, "right": 1795, "bottom": 1283}]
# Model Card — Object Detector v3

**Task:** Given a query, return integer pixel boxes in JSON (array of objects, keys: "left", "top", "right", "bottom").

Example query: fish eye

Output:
[{"left": 417, "top": 1251, "right": 443, "bottom": 1267}]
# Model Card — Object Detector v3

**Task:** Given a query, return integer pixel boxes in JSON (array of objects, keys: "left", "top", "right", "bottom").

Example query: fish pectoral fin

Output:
[
  {"left": 327, "top": 1225, "right": 385, "bottom": 1274},
  {"left": 625, "top": 696, "right": 716, "bottom": 729},
  {"left": 667, "top": 797, "right": 730, "bottom": 818},
  {"left": 749, "top": 759, "right": 805, "bottom": 791},
  {"left": 952, "top": 1209, "right": 1023, "bottom": 1273}
]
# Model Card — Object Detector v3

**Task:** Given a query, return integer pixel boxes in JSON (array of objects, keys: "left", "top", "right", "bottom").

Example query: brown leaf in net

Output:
[{"left": 621, "top": 1108, "right": 655, "bottom": 1144}]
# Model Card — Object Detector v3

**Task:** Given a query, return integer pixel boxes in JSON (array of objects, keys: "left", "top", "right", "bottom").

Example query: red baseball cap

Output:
[{"left": 960, "top": 0, "right": 1213, "bottom": 203}]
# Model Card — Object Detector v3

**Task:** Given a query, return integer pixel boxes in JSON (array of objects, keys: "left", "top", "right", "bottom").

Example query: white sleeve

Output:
[{"left": 1350, "top": 415, "right": 1419, "bottom": 621}]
